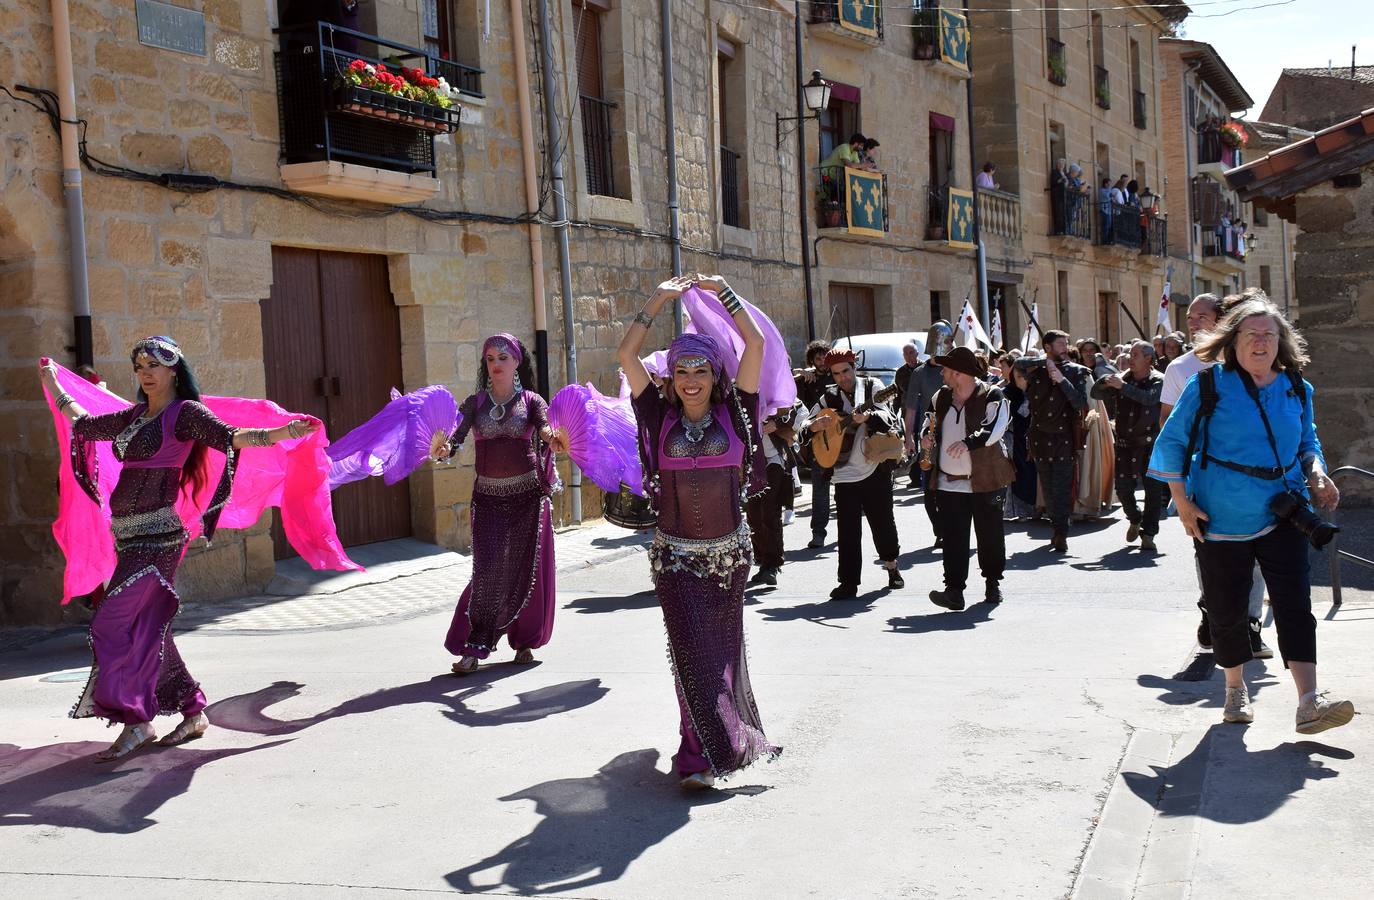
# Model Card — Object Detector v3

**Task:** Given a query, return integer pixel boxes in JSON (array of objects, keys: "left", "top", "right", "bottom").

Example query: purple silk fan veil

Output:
[
  {"left": 326, "top": 386, "right": 459, "bottom": 489},
  {"left": 549, "top": 383, "right": 644, "bottom": 495}
]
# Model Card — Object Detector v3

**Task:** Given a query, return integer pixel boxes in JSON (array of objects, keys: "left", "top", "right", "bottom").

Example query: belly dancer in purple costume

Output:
[
  {"left": 437, "top": 334, "right": 562, "bottom": 675},
  {"left": 618, "top": 275, "right": 782, "bottom": 789},
  {"left": 37, "top": 338, "right": 318, "bottom": 762}
]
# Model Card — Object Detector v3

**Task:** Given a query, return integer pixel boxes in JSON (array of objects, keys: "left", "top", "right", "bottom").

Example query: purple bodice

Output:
[
  {"left": 454, "top": 391, "right": 550, "bottom": 480},
  {"left": 633, "top": 390, "right": 747, "bottom": 541}
]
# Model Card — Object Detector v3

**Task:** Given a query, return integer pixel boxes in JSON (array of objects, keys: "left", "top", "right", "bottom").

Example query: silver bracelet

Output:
[
  {"left": 633, "top": 310, "right": 655, "bottom": 327},
  {"left": 55, "top": 392, "right": 74, "bottom": 411},
  {"left": 720, "top": 288, "right": 743, "bottom": 315}
]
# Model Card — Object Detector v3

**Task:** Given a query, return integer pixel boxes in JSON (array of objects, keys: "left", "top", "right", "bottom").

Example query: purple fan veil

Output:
[{"left": 326, "top": 386, "right": 459, "bottom": 489}]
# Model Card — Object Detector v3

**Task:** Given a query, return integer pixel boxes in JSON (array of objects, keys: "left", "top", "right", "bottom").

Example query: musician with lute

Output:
[{"left": 804, "top": 349, "right": 905, "bottom": 599}]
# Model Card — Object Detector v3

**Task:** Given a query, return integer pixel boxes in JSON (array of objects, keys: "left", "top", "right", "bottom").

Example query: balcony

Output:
[
  {"left": 1196, "top": 125, "right": 1241, "bottom": 183},
  {"left": 1049, "top": 182, "right": 1091, "bottom": 241},
  {"left": 1096, "top": 200, "right": 1142, "bottom": 252},
  {"left": 912, "top": 7, "right": 971, "bottom": 79},
  {"left": 1142, "top": 215, "right": 1167, "bottom": 257},
  {"left": 580, "top": 94, "right": 618, "bottom": 198},
  {"left": 977, "top": 187, "right": 1021, "bottom": 246},
  {"left": 1047, "top": 37, "right": 1067, "bottom": 86},
  {"left": 274, "top": 22, "right": 481, "bottom": 204},
  {"left": 1202, "top": 228, "right": 1247, "bottom": 273},
  {"left": 721, "top": 145, "right": 742, "bottom": 229},
  {"left": 1133, "top": 89, "right": 1147, "bottom": 129},
  {"left": 1094, "top": 65, "right": 1111, "bottom": 110},
  {"left": 808, "top": 0, "right": 884, "bottom": 48},
  {"left": 816, "top": 165, "right": 889, "bottom": 239}
]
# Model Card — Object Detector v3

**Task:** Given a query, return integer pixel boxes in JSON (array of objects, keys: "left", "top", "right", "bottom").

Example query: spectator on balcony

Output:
[
  {"left": 822, "top": 133, "right": 867, "bottom": 174},
  {"left": 1111, "top": 176, "right": 1128, "bottom": 206},
  {"left": 1050, "top": 158, "right": 1069, "bottom": 234},
  {"left": 859, "top": 138, "right": 882, "bottom": 172},
  {"left": 1099, "top": 179, "right": 1114, "bottom": 240},
  {"left": 976, "top": 162, "right": 1000, "bottom": 190},
  {"left": 1125, "top": 179, "right": 1141, "bottom": 207}
]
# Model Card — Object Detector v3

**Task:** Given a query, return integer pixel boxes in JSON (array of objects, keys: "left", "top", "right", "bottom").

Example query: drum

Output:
[{"left": 603, "top": 482, "right": 656, "bottom": 530}]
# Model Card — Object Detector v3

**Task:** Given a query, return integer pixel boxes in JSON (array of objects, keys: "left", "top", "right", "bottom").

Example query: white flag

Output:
[
  {"left": 990, "top": 309, "right": 1004, "bottom": 350},
  {"left": 1020, "top": 302, "right": 1041, "bottom": 353},
  {"left": 1156, "top": 267, "right": 1173, "bottom": 333},
  {"left": 958, "top": 299, "right": 992, "bottom": 349}
]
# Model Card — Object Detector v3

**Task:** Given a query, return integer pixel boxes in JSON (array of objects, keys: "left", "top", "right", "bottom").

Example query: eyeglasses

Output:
[{"left": 1240, "top": 331, "right": 1279, "bottom": 343}]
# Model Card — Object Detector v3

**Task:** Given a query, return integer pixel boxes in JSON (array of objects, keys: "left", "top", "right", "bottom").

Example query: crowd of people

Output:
[{"left": 36, "top": 277, "right": 1353, "bottom": 786}]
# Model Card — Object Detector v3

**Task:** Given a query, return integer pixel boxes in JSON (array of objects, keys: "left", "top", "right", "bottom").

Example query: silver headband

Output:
[
  {"left": 673, "top": 355, "right": 710, "bottom": 369},
  {"left": 132, "top": 338, "right": 181, "bottom": 367}
]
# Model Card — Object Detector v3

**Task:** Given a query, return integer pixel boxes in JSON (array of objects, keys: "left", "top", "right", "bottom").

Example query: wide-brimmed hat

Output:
[{"left": 931, "top": 346, "right": 986, "bottom": 378}]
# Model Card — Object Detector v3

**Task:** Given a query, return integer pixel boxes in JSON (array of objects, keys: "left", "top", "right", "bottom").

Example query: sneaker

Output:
[
  {"left": 1140, "top": 534, "right": 1157, "bottom": 552},
  {"left": 1126, "top": 520, "right": 1141, "bottom": 542},
  {"left": 887, "top": 569, "right": 904, "bottom": 590},
  {"left": 1222, "top": 686, "right": 1254, "bottom": 724},
  {"left": 808, "top": 534, "right": 826, "bottom": 549},
  {"left": 929, "top": 589, "right": 965, "bottom": 611},
  {"left": 829, "top": 583, "right": 858, "bottom": 600},
  {"left": 1197, "top": 611, "right": 1213, "bottom": 649},
  {"left": 1249, "top": 618, "right": 1273, "bottom": 660},
  {"left": 782, "top": 509, "right": 795, "bottom": 526},
  {"left": 984, "top": 583, "right": 1003, "bottom": 604},
  {"left": 1296, "top": 692, "right": 1355, "bottom": 735}
]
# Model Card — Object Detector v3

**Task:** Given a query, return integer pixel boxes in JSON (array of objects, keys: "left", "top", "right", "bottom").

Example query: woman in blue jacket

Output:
[{"left": 1148, "top": 296, "right": 1351, "bottom": 734}]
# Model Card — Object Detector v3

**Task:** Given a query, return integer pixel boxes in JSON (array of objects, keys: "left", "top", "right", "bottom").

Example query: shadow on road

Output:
[
  {"left": 205, "top": 673, "right": 608, "bottom": 736},
  {"left": 887, "top": 602, "right": 995, "bottom": 634},
  {"left": 1123, "top": 725, "right": 1354, "bottom": 824},
  {"left": 1136, "top": 669, "right": 1281, "bottom": 708},
  {"left": 1070, "top": 546, "right": 1162, "bottom": 572},
  {"left": 564, "top": 590, "right": 659, "bottom": 615},
  {"left": 445, "top": 748, "right": 750, "bottom": 894},
  {"left": 0, "top": 739, "right": 289, "bottom": 833},
  {"left": 754, "top": 596, "right": 877, "bottom": 627}
]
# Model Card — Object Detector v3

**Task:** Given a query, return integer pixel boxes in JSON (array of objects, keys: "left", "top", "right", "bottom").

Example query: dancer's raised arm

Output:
[
  {"left": 618, "top": 276, "right": 692, "bottom": 398},
  {"left": 694, "top": 275, "right": 765, "bottom": 394}
]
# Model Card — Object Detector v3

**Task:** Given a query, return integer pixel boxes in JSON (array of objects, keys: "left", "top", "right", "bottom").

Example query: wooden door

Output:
[
  {"left": 829, "top": 284, "right": 876, "bottom": 338},
  {"left": 261, "top": 248, "right": 412, "bottom": 557}
]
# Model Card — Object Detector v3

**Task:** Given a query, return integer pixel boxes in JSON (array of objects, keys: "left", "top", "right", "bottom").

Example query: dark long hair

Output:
[
  {"left": 474, "top": 337, "right": 537, "bottom": 396},
  {"left": 131, "top": 337, "right": 209, "bottom": 501}
]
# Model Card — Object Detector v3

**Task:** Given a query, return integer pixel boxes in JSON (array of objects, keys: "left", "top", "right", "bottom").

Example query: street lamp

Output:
[{"left": 776, "top": 66, "right": 832, "bottom": 341}]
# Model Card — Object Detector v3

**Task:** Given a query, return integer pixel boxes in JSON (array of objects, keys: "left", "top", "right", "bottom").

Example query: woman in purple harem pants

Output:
[
  {"left": 438, "top": 334, "right": 562, "bottom": 675},
  {"left": 619, "top": 275, "right": 782, "bottom": 790},
  {"left": 38, "top": 337, "right": 318, "bottom": 762}
]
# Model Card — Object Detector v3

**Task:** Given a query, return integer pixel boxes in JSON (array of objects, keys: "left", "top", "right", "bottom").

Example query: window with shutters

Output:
[
  {"left": 573, "top": 0, "right": 620, "bottom": 198},
  {"left": 717, "top": 34, "right": 750, "bottom": 230}
]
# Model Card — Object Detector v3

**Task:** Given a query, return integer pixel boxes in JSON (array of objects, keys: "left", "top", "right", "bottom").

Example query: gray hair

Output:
[
  {"left": 1194, "top": 297, "right": 1309, "bottom": 371},
  {"left": 1130, "top": 338, "right": 1156, "bottom": 360}
]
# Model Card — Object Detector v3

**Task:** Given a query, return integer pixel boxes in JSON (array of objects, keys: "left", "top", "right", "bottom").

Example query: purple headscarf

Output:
[
  {"left": 483, "top": 332, "right": 523, "bottom": 362},
  {"left": 665, "top": 333, "right": 725, "bottom": 382}
]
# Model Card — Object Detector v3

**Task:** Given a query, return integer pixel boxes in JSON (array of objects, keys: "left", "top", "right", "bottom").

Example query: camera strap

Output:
[{"left": 1236, "top": 367, "right": 1301, "bottom": 491}]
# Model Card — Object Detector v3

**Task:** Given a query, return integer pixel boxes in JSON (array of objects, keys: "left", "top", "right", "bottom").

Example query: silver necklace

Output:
[
  {"left": 682, "top": 409, "right": 713, "bottom": 444},
  {"left": 487, "top": 388, "right": 515, "bottom": 422}
]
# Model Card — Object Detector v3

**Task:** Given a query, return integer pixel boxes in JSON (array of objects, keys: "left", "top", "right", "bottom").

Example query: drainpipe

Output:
[
  {"left": 508, "top": 0, "right": 550, "bottom": 397},
  {"left": 49, "top": 0, "right": 92, "bottom": 367},
  {"left": 963, "top": 0, "right": 989, "bottom": 330},
  {"left": 660, "top": 0, "right": 683, "bottom": 333},
  {"left": 794, "top": 13, "right": 817, "bottom": 341},
  {"left": 1280, "top": 216, "right": 1292, "bottom": 317},
  {"left": 535, "top": 0, "right": 580, "bottom": 523}
]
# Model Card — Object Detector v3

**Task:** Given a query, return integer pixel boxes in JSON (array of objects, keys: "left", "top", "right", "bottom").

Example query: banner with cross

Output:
[
  {"left": 839, "top": 0, "right": 879, "bottom": 37},
  {"left": 939, "top": 9, "right": 970, "bottom": 71},
  {"left": 947, "top": 187, "right": 976, "bottom": 249},
  {"left": 844, "top": 167, "right": 887, "bottom": 238}
]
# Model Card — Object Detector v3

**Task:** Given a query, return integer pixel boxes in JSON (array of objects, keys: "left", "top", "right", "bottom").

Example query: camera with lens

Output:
[{"left": 1269, "top": 490, "right": 1340, "bottom": 549}]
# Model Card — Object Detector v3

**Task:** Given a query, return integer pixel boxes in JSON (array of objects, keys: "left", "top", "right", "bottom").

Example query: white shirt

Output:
[
  {"left": 932, "top": 391, "right": 1012, "bottom": 494},
  {"left": 1161, "top": 350, "right": 1210, "bottom": 410},
  {"left": 975, "top": 171, "right": 997, "bottom": 189},
  {"left": 810, "top": 388, "right": 879, "bottom": 485}
]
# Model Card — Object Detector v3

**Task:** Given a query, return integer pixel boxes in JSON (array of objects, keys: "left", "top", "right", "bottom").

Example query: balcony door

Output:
[{"left": 261, "top": 248, "right": 412, "bottom": 556}]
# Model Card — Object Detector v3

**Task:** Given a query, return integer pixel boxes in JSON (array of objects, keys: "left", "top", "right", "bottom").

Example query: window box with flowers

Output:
[{"left": 335, "top": 60, "right": 460, "bottom": 133}]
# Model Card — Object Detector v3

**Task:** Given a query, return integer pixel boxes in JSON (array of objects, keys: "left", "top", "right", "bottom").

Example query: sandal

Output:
[
  {"left": 679, "top": 771, "right": 716, "bottom": 790},
  {"left": 513, "top": 649, "right": 536, "bottom": 665},
  {"left": 95, "top": 722, "right": 157, "bottom": 763},
  {"left": 158, "top": 712, "right": 209, "bottom": 746},
  {"left": 451, "top": 655, "right": 480, "bottom": 675}
]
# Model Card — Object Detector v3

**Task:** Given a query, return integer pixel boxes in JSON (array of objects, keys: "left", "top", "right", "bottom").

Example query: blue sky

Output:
[{"left": 1182, "top": 0, "right": 1374, "bottom": 115}]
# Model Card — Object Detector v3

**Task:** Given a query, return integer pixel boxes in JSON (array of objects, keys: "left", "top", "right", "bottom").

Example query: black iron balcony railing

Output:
[
  {"left": 721, "top": 145, "right": 742, "bottom": 228},
  {"left": 1094, "top": 65, "right": 1111, "bottom": 109},
  {"left": 977, "top": 187, "right": 1021, "bottom": 244},
  {"left": 808, "top": 0, "right": 884, "bottom": 40},
  {"left": 433, "top": 57, "right": 484, "bottom": 99},
  {"left": 1047, "top": 37, "right": 1067, "bottom": 86},
  {"left": 1097, "top": 200, "right": 1143, "bottom": 249},
  {"left": 913, "top": 7, "right": 940, "bottom": 59},
  {"left": 1202, "top": 229, "right": 1246, "bottom": 262},
  {"left": 579, "top": 94, "right": 618, "bottom": 197},
  {"left": 1133, "top": 89, "right": 1147, "bottom": 129},
  {"left": 1142, "top": 215, "right": 1167, "bottom": 257},
  {"left": 274, "top": 22, "right": 479, "bottom": 175},
  {"left": 926, "top": 181, "right": 949, "bottom": 239},
  {"left": 817, "top": 165, "right": 890, "bottom": 233},
  {"left": 1049, "top": 182, "right": 1091, "bottom": 240}
]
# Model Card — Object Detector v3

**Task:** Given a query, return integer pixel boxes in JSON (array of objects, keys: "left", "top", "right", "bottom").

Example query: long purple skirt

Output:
[
  {"left": 445, "top": 482, "right": 555, "bottom": 659},
  {"left": 73, "top": 536, "right": 206, "bottom": 725},
  {"left": 652, "top": 530, "right": 780, "bottom": 778}
]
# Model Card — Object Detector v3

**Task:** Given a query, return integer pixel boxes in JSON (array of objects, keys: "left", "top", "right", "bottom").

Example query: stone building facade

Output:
[
  {"left": 1259, "top": 65, "right": 1374, "bottom": 134},
  {"left": 970, "top": 0, "right": 1180, "bottom": 347},
  {"left": 1239, "top": 120, "right": 1307, "bottom": 315}
]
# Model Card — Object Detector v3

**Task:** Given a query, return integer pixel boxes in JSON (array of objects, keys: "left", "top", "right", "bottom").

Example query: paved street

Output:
[{"left": 2, "top": 483, "right": 1372, "bottom": 899}]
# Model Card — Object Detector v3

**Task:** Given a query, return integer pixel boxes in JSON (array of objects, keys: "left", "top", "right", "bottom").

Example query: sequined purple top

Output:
[
  {"left": 72, "top": 399, "right": 237, "bottom": 530},
  {"left": 633, "top": 389, "right": 759, "bottom": 541},
  {"left": 453, "top": 391, "right": 550, "bottom": 479}
]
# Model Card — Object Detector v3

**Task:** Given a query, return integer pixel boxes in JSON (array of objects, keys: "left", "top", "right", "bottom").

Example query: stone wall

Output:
[{"left": 1290, "top": 171, "right": 1374, "bottom": 503}]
